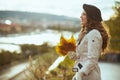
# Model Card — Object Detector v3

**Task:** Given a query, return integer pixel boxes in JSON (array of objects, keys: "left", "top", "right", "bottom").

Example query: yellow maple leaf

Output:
[{"left": 56, "top": 34, "right": 76, "bottom": 56}]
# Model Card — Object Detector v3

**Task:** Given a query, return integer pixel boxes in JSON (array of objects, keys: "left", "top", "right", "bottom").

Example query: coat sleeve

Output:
[{"left": 80, "top": 29, "right": 102, "bottom": 75}]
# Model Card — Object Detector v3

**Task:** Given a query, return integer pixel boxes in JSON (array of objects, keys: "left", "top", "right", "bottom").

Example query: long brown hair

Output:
[{"left": 79, "top": 18, "right": 110, "bottom": 52}]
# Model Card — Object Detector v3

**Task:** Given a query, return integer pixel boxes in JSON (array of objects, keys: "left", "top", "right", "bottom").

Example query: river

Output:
[
  {"left": 0, "top": 30, "right": 78, "bottom": 52},
  {"left": 99, "top": 62, "right": 120, "bottom": 80}
]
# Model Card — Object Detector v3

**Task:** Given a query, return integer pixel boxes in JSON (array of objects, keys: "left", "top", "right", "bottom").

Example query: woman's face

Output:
[{"left": 80, "top": 11, "right": 87, "bottom": 26}]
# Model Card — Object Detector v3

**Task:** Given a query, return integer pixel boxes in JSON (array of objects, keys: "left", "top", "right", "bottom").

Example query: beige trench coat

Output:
[{"left": 73, "top": 29, "right": 102, "bottom": 80}]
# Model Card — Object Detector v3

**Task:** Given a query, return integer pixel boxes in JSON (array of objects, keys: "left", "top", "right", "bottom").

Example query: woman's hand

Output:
[
  {"left": 68, "top": 51, "right": 77, "bottom": 60},
  {"left": 72, "top": 72, "right": 85, "bottom": 80}
]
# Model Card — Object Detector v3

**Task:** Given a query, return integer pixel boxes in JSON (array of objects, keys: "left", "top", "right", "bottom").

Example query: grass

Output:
[{"left": 23, "top": 48, "right": 75, "bottom": 80}]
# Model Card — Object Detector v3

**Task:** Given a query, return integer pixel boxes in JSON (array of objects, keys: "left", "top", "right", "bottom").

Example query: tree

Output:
[{"left": 105, "top": 1, "right": 120, "bottom": 52}]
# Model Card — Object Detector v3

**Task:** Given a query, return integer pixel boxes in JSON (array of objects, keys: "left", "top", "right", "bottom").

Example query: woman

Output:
[{"left": 68, "top": 4, "right": 110, "bottom": 80}]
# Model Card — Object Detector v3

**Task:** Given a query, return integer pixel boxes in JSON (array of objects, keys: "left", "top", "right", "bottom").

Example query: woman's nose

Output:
[
  {"left": 80, "top": 15, "right": 82, "bottom": 19},
  {"left": 80, "top": 15, "right": 81, "bottom": 18}
]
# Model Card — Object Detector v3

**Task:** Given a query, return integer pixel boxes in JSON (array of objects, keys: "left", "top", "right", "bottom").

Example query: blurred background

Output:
[{"left": 0, "top": 0, "right": 120, "bottom": 80}]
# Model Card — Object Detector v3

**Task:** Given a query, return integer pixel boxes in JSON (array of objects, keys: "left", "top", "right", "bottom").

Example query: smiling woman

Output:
[{"left": 0, "top": 0, "right": 115, "bottom": 20}]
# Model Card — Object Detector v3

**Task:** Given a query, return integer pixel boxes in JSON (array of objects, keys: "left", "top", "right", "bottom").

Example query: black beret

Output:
[{"left": 83, "top": 4, "right": 102, "bottom": 21}]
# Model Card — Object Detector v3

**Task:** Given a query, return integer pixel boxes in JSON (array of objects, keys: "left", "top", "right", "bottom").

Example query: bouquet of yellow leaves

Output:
[{"left": 56, "top": 35, "right": 76, "bottom": 56}]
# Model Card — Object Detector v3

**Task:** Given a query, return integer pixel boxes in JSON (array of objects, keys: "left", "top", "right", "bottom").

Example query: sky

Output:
[{"left": 0, "top": 0, "right": 117, "bottom": 20}]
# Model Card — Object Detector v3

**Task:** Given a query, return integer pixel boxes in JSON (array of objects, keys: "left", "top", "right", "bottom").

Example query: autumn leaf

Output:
[{"left": 56, "top": 34, "right": 76, "bottom": 56}]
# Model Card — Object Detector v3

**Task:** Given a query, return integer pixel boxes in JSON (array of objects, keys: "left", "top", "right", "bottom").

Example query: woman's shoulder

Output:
[{"left": 87, "top": 29, "right": 102, "bottom": 38}]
